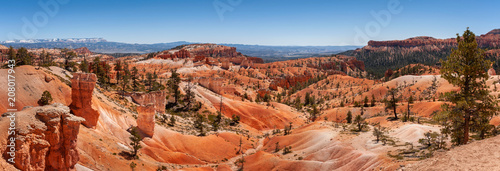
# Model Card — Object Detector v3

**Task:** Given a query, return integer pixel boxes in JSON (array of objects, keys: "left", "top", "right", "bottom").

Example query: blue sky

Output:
[{"left": 0, "top": 0, "right": 499, "bottom": 46}]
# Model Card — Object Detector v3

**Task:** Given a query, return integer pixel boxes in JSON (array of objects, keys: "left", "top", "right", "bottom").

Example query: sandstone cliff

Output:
[
  {"left": 2, "top": 103, "right": 85, "bottom": 171},
  {"left": 69, "top": 73, "right": 99, "bottom": 128}
]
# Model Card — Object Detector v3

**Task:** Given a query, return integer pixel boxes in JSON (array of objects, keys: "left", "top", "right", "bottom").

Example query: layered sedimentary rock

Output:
[
  {"left": 130, "top": 91, "right": 167, "bottom": 113},
  {"left": 4, "top": 103, "right": 85, "bottom": 170},
  {"left": 157, "top": 49, "right": 191, "bottom": 59},
  {"left": 69, "top": 73, "right": 99, "bottom": 128},
  {"left": 136, "top": 104, "right": 155, "bottom": 137}
]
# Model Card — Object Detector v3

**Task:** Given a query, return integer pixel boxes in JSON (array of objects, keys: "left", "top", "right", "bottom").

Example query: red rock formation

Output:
[
  {"left": 221, "top": 59, "right": 231, "bottom": 70},
  {"left": 157, "top": 49, "right": 191, "bottom": 59},
  {"left": 193, "top": 55, "right": 206, "bottom": 62},
  {"left": 197, "top": 78, "right": 223, "bottom": 94},
  {"left": 130, "top": 91, "right": 167, "bottom": 113},
  {"left": 269, "top": 73, "right": 313, "bottom": 91},
  {"left": 0, "top": 44, "right": 8, "bottom": 54},
  {"left": 137, "top": 104, "right": 155, "bottom": 137},
  {"left": 155, "top": 44, "right": 264, "bottom": 65},
  {"left": 5, "top": 103, "right": 85, "bottom": 170},
  {"left": 69, "top": 73, "right": 99, "bottom": 128},
  {"left": 73, "top": 47, "right": 92, "bottom": 55},
  {"left": 488, "top": 68, "right": 496, "bottom": 76},
  {"left": 257, "top": 89, "right": 271, "bottom": 98}
]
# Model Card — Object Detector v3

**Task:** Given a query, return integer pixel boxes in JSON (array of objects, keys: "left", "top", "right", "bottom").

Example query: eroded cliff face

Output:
[
  {"left": 69, "top": 73, "right": 99, "bottom": 128},
  {"left": 130, "top": 91, "right": 167, "bottom": 114},
  {"left": 3, "top": 103, "right": 85, "bottom": 171},
  {"left": 136, "top": 104, "right": 155, "bottom": 137}
]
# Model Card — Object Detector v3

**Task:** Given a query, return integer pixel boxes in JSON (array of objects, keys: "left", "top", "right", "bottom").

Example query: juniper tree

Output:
[{"left": 439, "top": 28, "right": 499, "bottom": 145}]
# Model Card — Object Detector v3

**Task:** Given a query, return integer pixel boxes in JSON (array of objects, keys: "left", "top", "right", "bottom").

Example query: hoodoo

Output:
[
  {"left": 69, "top": 73, "right": 99, "bottom": 128},
  {"left": 5, "top": 103, "right": 85, "bottom": 170},
  {"left": 136, "top": 104, "right": 156, "bottom": 137}
]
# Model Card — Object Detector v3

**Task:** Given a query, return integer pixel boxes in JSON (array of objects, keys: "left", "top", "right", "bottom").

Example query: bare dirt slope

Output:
[
  {"left": 0, "top": 65, "right": 71, "bottom": 114},
  {"left": 403, "top": 135, "right": 500, "bottom": 171}
]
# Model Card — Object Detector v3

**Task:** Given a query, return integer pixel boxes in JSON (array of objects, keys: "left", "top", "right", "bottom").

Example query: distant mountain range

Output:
[{"left": 0, "top": 38, "right": 361, "bottom": 60}]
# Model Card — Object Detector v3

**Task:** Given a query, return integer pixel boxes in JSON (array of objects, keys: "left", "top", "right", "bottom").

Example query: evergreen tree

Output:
[
  {"left": 371, "top": 94, "right": 376, "bottom": 107},
  {"left": 385, "top": 88, "right": 399, "bottom": 119},
  {"left": 16, "top": 47, "right": 31, "bottom": 65},
  {"left": 38, "top": 91, "right": 53, "bottom": 106},
  {"left": 79, "top": 57, "right": 89, "bottom": 73},
  {"left": 168, "top": 69, "right": 181, "bottom": 104},
  {"left": 304, "top": 92, "right": 311, "bottom": 106},
  {"left": 354, "top": 115, "right": 365, "bottom": 132},
  {"left": 129, "top": 127, "right": 142, "bottom": 159},
  {"left": 131, "top": 66, "right": 139, "bottom": 91},
  {"left": 363, "top": 96, "right": 369, "bottom": 107},
  {"left": 439, "top": 28, "right": 499, "bottom": 145},
  {"left": 405, "top": 95, "right": 414, "bottom": 122},
  {"left": 346, "top": 111, "right": 352, "bottom": 123},
  {"left": 121, "top": 64, "right": 131, "bottom": 94},
  {"left": 114, "top": 60, "right": 122, "bottom": 83},
  {"left": 168, "top": 115, "right": 176, "bottom": 127},
  {"left": 7, "top": 46, "right": 16, "bottom": 61},
  {"left": 62, "top": 49, "right": 76, "bottom": 71},
  {"left": 194, "top": 114, "right": 206, "bottom": 136}
]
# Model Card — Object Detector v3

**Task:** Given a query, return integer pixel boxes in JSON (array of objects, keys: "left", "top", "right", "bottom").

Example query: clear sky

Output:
[{"left": 1, "top": 0, "right": 499, "bottom": 46}]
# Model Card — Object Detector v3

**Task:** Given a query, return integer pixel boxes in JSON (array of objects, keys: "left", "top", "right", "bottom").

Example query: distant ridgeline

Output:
[
  {"left": 340, "top": 29, "right": 500, "bottom": 78},
  {"left": 1, "top": 38, "right": 360, "bottom": 61}
]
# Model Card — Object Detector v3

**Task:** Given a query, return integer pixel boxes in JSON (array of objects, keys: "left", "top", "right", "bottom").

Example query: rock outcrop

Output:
[
  {"left": 155, "top": 44, "right": 264, "bottom": 65},
  {"left": 73, "top": 47, "right": 92, "bottom": 55},
  {"left": 4, "top": 103, "right": 85, "bottom": 170},
  {"left": 69, "top": 73, "right": 99, "bottom": 128},
  {"left": 130, "top": 91, "right": 167, "bottom": 113},
  {"left": 488, "top": 68, "right": 496, "bottom": 76},
  {"left": 136, "top": 104, "right": 155, "bottom": 137},
  {"left": 269, "top": 72, "right": 313, "bottom": 91}
]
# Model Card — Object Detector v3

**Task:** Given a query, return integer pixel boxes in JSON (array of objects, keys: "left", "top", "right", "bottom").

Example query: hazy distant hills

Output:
[{"left": 0, "top": 38, "right": 361, "bottom": 60}]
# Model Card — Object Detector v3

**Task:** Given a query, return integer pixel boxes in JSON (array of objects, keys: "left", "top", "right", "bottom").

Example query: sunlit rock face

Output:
[
  {"left": 136, "top": 104, "right": 155, "bottom": 137},
  {"left": 4, "top": 103, "right": 85, "bottom": 171},
  {"left": 130, "top": 91, "right": 167, "bottom": 114},
  {"left": 69, "top": 73, "right": 99, "bottom": 128}
]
